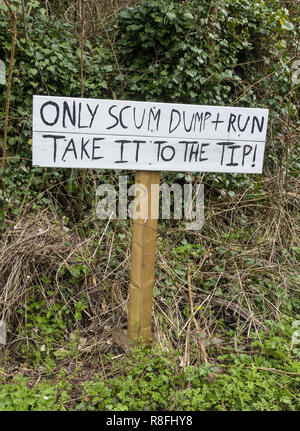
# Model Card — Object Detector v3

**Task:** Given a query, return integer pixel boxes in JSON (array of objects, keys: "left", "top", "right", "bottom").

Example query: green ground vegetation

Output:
[{"left": 0, "top": 0, "right": 299, "bottom": 411}]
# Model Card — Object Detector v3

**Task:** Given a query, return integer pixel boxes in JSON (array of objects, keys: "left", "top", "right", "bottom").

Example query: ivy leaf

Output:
[
  {"left": 183, "top": 12, "right": 194, "bottom": 20},
  {"left": 119, "top": 10, "right": 132, "bottom": 19},
  {"left": 222, "top": 69, "right": 233, "bottom": 79},
  {"left": 166, "top": 12, "right": 176, "bottom": 21},
  {"left": 127, "top": 24, "right": 143, "bottom": 31}
]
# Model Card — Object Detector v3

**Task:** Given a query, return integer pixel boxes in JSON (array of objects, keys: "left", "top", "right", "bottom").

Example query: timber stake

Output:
[{"left": 128, "top": 170, "right": 161, "bottom": 342}]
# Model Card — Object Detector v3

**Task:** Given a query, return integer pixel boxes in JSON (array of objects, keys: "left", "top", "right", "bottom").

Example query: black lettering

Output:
[
  {"left": 252, "top": 144, "right": 257, "bottom": 167},
  {"left": 148, "top": 108, "right": 161, "bottom": 132},
  {"left": 62, "top": 138, "right": 77, "bottom": 161},
  {"left": 183, "top": 111, "right": 194, "bottom": 132},
  {"left": 251, "top": 116, "right": 264, "bottom": 134},
  {"left": 87, "top": 104, "right": 99, "bottom": 128},
  {"left": 193, "top": 113, "right": 203, "bottom": 132},
  {"left": 132, "top": 140, "right": 145, "bottom": 162},
  {"left": 199, "top": 143, "right": 209, "bottom": 161},
  {"left": 203, "top": 112, "right": 212, "bottom": 130},
  {"left": 161, "top": 145, "right": 175, "bottom": 162},
  {"left": 169, "top": 109, "right": 181, "bottom": 133},
  {"left": 114, "top": 139, "right": 131, "bottom": 163},
  {"left": 62, "top": 101, "right": 76, "bottom": 128},
  {"left": 217, "top": 141, "right": 235, "bottom": 165},
  {"left": 154, "top": 141, "right": 167, "bottom": 161},
  {"left": 120, "top": 106, "right": 131, "bottom": 129},
  {"left": 133, "top": 108, "right": 145, "bottom": 129},
  {"left": 226, "top": 145, "right": 241, "bottom": 166},
  {"left": 42, "top": 134, "right": 65, "bottom": 163},
  {"left": 78, "top": 103, "right": 89, "bottom": 128},
  {"left": 189, "top": 143, "right": 199, "bottom": 162},
  {"left": 237, "top": 114, "right": 250, "bottom": 132},
  {"left": 227, "top": 113, "right": 237, "bottom": 132},
  {"left": 178, "top": 141, "right": 197, "bottom": 162},
  {"left": 81, "top": 138, "right": 90, "bottom": 159},
  {"left": 40, "top": 101, "right": 59, "bottom": 126},
  {"left": 211, "top": 113, "right": 224, "bottom": 131},
  {"left": 242, "top": 145, "right": 252, "bottom": 166},
  {"left": 92, "top": 138, "right": 104, "bottom": 160},
  {"left": 107, "top": 105, "right": 119, "bottom": 130}
]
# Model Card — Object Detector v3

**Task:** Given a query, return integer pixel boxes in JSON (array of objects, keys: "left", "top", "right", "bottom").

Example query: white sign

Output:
[{"left": 32, "top": 95, "right": 269, "bottom": 173}]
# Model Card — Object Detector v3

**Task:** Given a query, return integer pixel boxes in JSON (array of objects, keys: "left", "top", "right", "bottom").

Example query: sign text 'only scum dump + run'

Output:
[{"left": 32, "top": 95, "right": 269, "bottom": 173}]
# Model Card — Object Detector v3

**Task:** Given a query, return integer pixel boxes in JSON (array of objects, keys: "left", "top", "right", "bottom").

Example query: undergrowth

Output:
[
  {"left": 1, "top": 328, "right": 299, "bottom": 411},
  {"left": 0, "top": 0, "right": 299, "bottom": 411}
]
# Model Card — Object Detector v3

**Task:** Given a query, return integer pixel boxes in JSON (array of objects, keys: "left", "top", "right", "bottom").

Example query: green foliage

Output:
[
  {"left": 0, "top": 0, "right": 299, "bottom": 412},
  {"left": 250, "top": 317, "right": 300, "bottom": 360},
  {"left": 0, "top": 4, "right": 113, "bottom": 220},
  {"left": 15, "top": 292, "right": 89, "bottom": 367},
  {"left": 112, "top": 0, "right": 299, "bottom": 189},
  {"left": 114, "top": 0, "right": 298, "bottom": 109},
  {"left": 0, "top": 0, "right": 299, "bottom": 216},
  {"left": 78, "top": 329, "right": 300, "bottom": 411},
  {"left": 178, "top": 358, "right": 300, "bottom": 411},
  {"left": 172, "top": 238, "right": 204, "bottom": 257},
  {"left": 0, "top": 320, "right": 299, "bottom": 411},
  {"left": 0, "top": 375, "right": 70, "bottom": 411},
  {"left": 179, "top": 318, "right": 300, "bottom": 411},
  {"left": 77, "top": 344, "right": 178, "bottom": 410}
]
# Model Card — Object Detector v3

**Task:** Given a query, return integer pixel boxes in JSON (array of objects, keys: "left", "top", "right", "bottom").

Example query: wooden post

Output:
[{"left": 128, "top": 170, "right": 161, "bottom": 342}]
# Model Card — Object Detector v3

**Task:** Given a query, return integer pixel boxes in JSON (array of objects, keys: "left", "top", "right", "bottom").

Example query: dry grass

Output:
[
  {"left": 0, "top": 208, "right": 130, "bottom": 357},
  {"left": 0, "top": 144, "right": 299, "bottom": 370}
]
